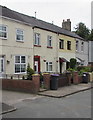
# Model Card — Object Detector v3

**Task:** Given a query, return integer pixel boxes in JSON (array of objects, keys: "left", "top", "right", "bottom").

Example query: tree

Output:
[
  {"left": 75, "top": 22, "right": 90, "bottom": 40},
  {"left": 88, "top": 29, "right": 93, "bottom": 41}
]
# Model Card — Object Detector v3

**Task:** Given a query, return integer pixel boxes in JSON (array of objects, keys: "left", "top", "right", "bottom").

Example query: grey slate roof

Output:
[{"left": 0, "top": 5, "right": 84, "bottom": 40}]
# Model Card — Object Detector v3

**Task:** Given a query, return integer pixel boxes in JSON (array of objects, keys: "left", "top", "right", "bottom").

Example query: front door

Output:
[
  {"left": 34, "top": 61, "right": 38, "bottom": 73},
  {"left": 34, "top": 56, "right": 40, "bottom": 73},
  {"left": 0, "top": 57, "right": 4, "bottom": 78}
]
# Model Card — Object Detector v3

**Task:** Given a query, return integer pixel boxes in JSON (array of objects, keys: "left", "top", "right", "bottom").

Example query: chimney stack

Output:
[{"left": 62, "top": 19, "right": 71, "bottom": 31}]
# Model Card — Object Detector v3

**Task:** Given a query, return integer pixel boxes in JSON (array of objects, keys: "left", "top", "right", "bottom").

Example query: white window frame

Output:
[
  {"left": 0, "top": 25, "right": 7, "bottom": 39},
  {"left": 0, "top": 57, "right": 4, "bottom": 73},
  {"left": 34, "top": 33, "right": 40, "bottom": 45},
  {"left": 46, "top": 62, "right": 53, "bottom": 72},
  {"left": 59, "top": 39, "right": 64, "bottom": 49},
  {"left": 47, "top": 35, "right": 52, "bottom": 47},
  {"left": 76, "top": 41, "right": 79, "bottom": 51},
  {"left": 14, "top": 56, "right": 26, "bottom": 74},
  {"left": 16, "top": 29, "right": 24, "bottom": 42},
  {"left": 81, "top": 42, "right": 84, "bottom": 52},
  {"left": 67, "top": 41, "right": 71, "bottom": 50}
]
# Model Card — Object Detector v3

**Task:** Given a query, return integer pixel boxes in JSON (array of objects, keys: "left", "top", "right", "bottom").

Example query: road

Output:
[{"left": 2, "top": 89, "right": 92, "bottom": 118}]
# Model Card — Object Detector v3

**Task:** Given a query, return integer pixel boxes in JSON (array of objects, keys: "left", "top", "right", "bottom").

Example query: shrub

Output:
[
  {"left": 77, "top": 66, "right": 91, "bottom": 72},
  {"left": 67, "top": 68, "right": 76, "bottom": 73},
  {"left": 70, "top": 58, "right": 77, "bottom": 69},
  {"left": 78, "top": 69, "right": 86, "bottom": 75},
  {"left": 27, "top": 63, "right": 35, "bottom": 80}
]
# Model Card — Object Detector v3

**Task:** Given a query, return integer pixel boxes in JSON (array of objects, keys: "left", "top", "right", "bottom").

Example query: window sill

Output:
[
  {"left": 34, "top": 45, "right": 41, "bottom": 47},
  {"left": 0, "top": 37, "right": 7, "bottom": 40},
  {"left": 47, "top": 46, "right": 53, "bottom": 49},
  {"left": 16, "top": 40, "right": 24, "bottom": 43},
  {"left": 14, "top": 72, "right": 26, "bottom": 74},
  {"left": 67, "top": 49, "right": 71, "bottom": 50},
  {"left": 59, "top": 48, "right": 64, "bottom": 50}
]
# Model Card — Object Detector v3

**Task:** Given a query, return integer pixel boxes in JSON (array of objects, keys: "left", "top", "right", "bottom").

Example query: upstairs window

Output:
[
  {"left": 59, "top": 39, "right": 64, "bottom": 49},
  {"left": 15, "top": 56, "right": 26, "bottom": 73},
  {"left": 47, "top": 35, "right": 52, "bottom": 47},
  {"left": 67, "top": 41, "right": 71, "bottom": 50},
  {"left": 81, "top": 42, "right": 84, "bottom": 52},
  {"left": 34, "top": 33, "right": 40, "bottom": 45},
  {"left": 16, "top": 29, "right": 24, "bottom": 42},
  {"left": 0, "top": 25, "right": 7, "bottom": 39},
  {"left": 76, "top": 41, "right": 79, "bottom": 51}
]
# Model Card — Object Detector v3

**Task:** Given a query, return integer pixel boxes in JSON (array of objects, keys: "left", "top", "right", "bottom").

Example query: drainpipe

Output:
[
  {"left": 32, "top": 27, "right": 35, "bottom": 70},
  {"left": 56, "top": 32, "right": 59, "bottom": 73}
]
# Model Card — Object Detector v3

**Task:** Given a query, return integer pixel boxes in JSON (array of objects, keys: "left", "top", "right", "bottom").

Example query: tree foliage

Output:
[
  {"left": 75, "top": 22, "right": 90, "bottom": 40},
  {"left": 88, "top": 29, "right": 93, "bottom": 41}
]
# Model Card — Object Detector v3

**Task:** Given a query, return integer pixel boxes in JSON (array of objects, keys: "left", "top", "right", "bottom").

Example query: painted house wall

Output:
[
  {"left": 89, "top": 41, "right": 93, "bottom": 62},
  {"left": 33, "top": 28, "right": 58, "bottom": 73},
  {"left": 58, "top": 34, "right": 76, "bottom": 72},
  {"left": 75, "top": 38, "right": 88, "bottom": 66},
  {"left": 0, "top": 18, "right": 34, "bottom": 75}
]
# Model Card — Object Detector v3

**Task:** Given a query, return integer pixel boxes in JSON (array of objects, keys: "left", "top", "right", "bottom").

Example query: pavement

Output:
[
  {"left": 0, "top": 103, "right": 16, "bottom": 115},
  {"left": 38, "top": 83, "right": 92, "bottom": 98},
  {"left": 1, "top": 82, "right": 92, "bottom": 115}
]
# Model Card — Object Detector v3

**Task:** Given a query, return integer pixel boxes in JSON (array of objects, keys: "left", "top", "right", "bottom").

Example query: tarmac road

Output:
[{"left": 2, "top": 89, "right": 92, "bottom": 118}]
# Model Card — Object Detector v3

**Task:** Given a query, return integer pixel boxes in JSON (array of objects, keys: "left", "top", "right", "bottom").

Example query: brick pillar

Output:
[
  {"left": 66, "top": 72, "right": 72, "bottom": 85},
  {"left": 32, "top": 74, "right": 40, "bottom": 93},
  {"left": 73, "top": 71, "right": 79, "bottom": 84},
  {"left": 43, "top": 73, "right": 50, "bottom": 90}
]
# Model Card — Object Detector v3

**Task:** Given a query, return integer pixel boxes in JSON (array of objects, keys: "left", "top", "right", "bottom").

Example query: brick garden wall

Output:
[
  {"left": 58, "top": 74, "right": 69, "bottom": 87},
  {"left": 1, "top": 74, "right": 40, "bottom": 94}
]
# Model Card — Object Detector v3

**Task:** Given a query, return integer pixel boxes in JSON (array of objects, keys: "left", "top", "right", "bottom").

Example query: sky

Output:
[{"left": 0, "top": 0, "right": 92, "bottom": 31}]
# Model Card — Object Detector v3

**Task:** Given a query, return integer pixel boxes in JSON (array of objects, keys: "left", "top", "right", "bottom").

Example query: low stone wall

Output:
[{"left": 1, "top": 74, "right": 40, "bottom": 94}]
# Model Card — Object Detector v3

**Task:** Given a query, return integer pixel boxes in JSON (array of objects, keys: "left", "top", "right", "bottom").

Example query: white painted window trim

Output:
[
  {"left": 47, "top": 35, "right": 52, "bottom": 47},
  {"left": 0, "top": 24, "right": 8, "bottom": 39},
  {"left": 14, "top": 55, "right": 26, "bottom": 74},
  {"left": 34, "top": 33, "right": 40, "bottom": 45},
  {"left": 0, "top": 57, "right": 4, "bottom": 73},
  {"left": 76, "top": 40, "right": 79, "bottom": 51},
  {"left": 16, "top": 28, "right": 24, "bottom": 42},
  {"left": 46, "top": 62, "right": 53, "bottom": 72},
  {"left": 81, "top": 41, "right": 84, "bottom": 52}
]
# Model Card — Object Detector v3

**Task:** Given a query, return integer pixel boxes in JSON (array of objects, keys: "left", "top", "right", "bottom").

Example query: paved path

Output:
[{"left": 39, "top": 83, "right": 92, "bottom": 98}]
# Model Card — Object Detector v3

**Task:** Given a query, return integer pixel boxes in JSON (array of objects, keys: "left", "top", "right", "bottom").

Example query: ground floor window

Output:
[
  {"left": 15, "top": 56, "right": 26, "bottom": 73},
  {"left": 46, "top": 62, "right": 52, "bottom": 72},
  {"left": 0, "top": 57, "right": 4, "bottom": 73}
]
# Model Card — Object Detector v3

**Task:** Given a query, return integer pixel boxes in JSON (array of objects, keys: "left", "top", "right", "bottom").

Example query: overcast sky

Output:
[{"left": 0, "top": 0, "right": 92, "bottom": 31}]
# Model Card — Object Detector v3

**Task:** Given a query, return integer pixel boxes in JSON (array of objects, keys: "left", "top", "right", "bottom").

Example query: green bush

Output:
[
  {"left": 27, "top": 63, "right": 35, "bottom": 80},
  {"left": 70, "top": 58, "right": 77, "bottom": 69},
  {"left": 77, "top": 66, "right": 91, "bottom": 72},
  {"left": 78, "top": 69, "right": 86, "bottom": 75},
  {"left": 67, "top": 68, "right": 76, "bottom": 73}
]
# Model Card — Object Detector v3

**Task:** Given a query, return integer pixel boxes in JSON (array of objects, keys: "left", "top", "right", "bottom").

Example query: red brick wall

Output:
[
  {"left": 1, "top": 74, "right": 40, "bottom": 94},
  {"left": 73, "top": 72, "right": 79, "bottom": 84},
  {"left": 58, "top": 74, "right": 69, "bottom": 87},
  {"left": 43, "top": 74, "right": 50, "bottom": 90}
]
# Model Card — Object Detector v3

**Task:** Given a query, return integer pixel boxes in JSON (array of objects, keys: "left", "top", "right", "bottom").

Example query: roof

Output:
[{"left": 0, "top": 5, "right": 85, "bottom": 40}]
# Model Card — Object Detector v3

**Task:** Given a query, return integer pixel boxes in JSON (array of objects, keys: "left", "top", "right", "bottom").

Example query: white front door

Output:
[{"left": 0, "top": 57, "right": 4, "bottom": 78}]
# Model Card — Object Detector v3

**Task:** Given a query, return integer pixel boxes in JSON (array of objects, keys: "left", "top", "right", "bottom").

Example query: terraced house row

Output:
[{"left": 0, "top": 5, "right": 89, "bottom": 77}]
